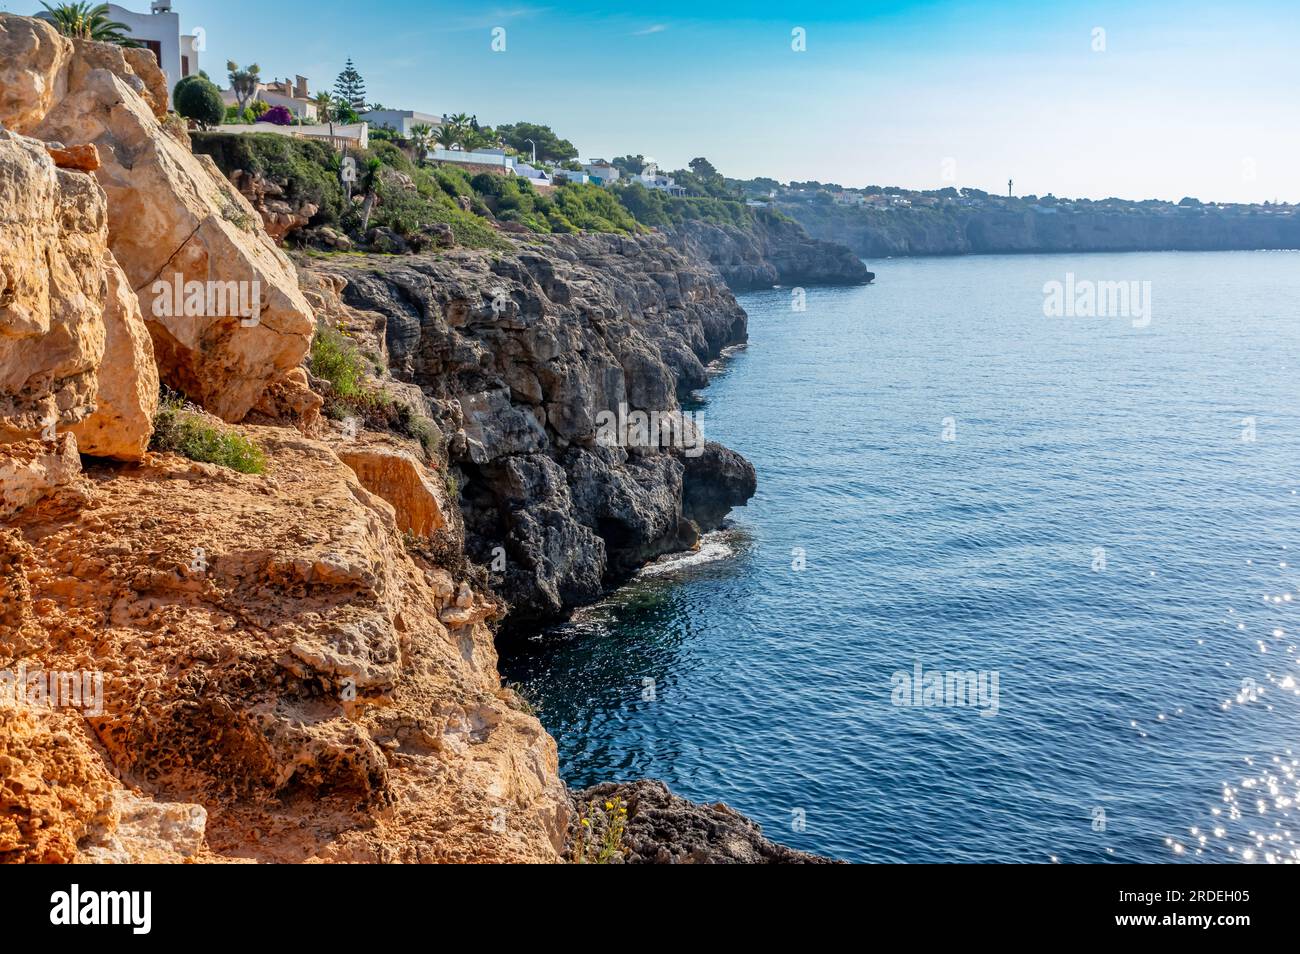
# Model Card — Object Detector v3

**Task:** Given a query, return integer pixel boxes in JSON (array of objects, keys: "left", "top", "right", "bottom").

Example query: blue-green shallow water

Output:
[{"left": 501, "top": 251, "right": 1300, "bottom": 863}]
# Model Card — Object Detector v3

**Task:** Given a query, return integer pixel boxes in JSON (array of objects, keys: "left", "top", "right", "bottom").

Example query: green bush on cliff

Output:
[
  {"left": 150, "top": 394, "right": 266, "bottom": 474},
  {"left": 550, "top": 183, "right": 640, "bottom": 233},
  {"left": 309, "top": 323, "right": 445, "bottom": 462},
  {"left": 309, "top": 323, "right": 370, "bottom": 404},
  {"left": 355, "top": 140, "right": 509, "bottom": 249},
  {"left": 192, "top": 132, "right": 344, "bottom": 226}
]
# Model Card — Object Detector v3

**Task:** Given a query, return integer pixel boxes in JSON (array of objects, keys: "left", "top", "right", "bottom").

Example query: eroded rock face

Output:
[
  {"left": 0, "top": 14, "right": 69, "bottom": 132},
  {"left": 68, "top": 256, "right": 160, "bottom": 459},
  {"left": 0, "top": 129, "right": 156, "bottom": 459},
  {"left": 0, "top": 14, "right": 315, "bottom": 423},
  {"left": 0, "top": 702, "right": 117, "bottom": 863},
  {"left": 0, "top": 430, "right": 569, "bottom": 862},
  {"left": 228, "top": 168, "right": 319, "bottom": 243},
  {"left": 308, "top": 232, "right": 758, "bottom": 625}
]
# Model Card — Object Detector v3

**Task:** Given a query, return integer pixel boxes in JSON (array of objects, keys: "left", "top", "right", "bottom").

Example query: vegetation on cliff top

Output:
[
  {"left": 191, "top": 132, "right": 509, "bottom": 250},
  {"left": 191, "top": 129, "right": 778, "bottom": 248}
]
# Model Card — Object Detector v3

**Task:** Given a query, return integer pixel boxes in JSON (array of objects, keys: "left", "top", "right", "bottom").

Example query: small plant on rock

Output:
[
  {"left": 150, "top": 393, "right": 266, "bottom": 474},
  {"left": 572, "top": 796, "right": 629, "bottom": 864}
]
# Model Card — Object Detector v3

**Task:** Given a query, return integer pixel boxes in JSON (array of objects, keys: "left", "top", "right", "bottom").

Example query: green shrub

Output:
[
  {"left": 150, "top": 395, "right": 266, "bottom": 474},
  {"left": 173, "top": 74, "right": 205, "bottom": 106},
  {"left": 614, "top": 181, "right": 754, "bottom": 229},
  {"left": 174, "top": 77, "right": 225, "bottom": 129},
  {"left": 309, "top": 323, "right": 370, "bottom": 402}
]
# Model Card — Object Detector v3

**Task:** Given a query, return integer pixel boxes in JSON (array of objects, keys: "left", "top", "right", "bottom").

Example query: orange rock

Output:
[{"left": 44, "top": 142, "right": 99, "bottom": 171}]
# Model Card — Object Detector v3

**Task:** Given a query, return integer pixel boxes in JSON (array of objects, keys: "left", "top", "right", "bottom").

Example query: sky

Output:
[{"left": 14, "top": 0, "right": 1300, "bottom": 202}]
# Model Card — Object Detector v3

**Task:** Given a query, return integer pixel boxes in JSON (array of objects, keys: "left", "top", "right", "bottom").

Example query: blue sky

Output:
[{"left": 18, "top": 1, "right": 1300, "bottom": 201}]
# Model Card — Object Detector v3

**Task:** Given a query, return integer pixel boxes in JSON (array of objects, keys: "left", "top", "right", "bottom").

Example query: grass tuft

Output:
[{"left": 150, "top": 394, "right": 266, "bottom": 474}]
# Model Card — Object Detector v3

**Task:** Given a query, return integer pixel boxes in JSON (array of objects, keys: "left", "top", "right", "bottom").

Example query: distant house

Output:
[
  {"left": 637, "top": 162, "right": 687, "bottom": 197},
  {"left": 359, "top": 109, "right": 443, "bottom": 137},
  {"left": 553, "top": 169, "right": 592, "bottom": 185},
  {"left": 46, "top": 2, "right": 203, "bottom": 94},
  {"left": 222, "top": 76, "right": 318, "bottom": 121},
  {"left": 259, "top": 77, "right": 318, "bottom": 120},
  {"left": 583, "top": 160, "right": 621, "bottom": 186}
]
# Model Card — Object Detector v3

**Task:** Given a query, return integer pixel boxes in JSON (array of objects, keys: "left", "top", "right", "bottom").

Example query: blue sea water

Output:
[{"left": 501, "top": 251, "right": 1300, "bottom": 863}]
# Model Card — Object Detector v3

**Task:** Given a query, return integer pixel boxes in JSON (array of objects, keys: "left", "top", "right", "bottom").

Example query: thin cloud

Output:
[
  {"left": 631, "top": 24, "right": 668, "bottom": 36},
  {"left": 438, "top": 6, "right": 550, "bottom": 32}
]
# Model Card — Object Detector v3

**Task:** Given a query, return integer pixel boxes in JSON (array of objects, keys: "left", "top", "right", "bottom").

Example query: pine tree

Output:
[{"left": 334, "top": 58, "right": 367, "bottom": 110}]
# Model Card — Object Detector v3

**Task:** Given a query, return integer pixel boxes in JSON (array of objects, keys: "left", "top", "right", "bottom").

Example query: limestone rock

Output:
[
  {"left": 315, "top": 232, "right": 756, "bottom": 625},
  {"left": 0, "top": 14, "right": 69, "bottom": 134},
  {"left": 0, "top": 132, "right": 104, "bottom": 442},
  {"left": 0, "top": 130, "right": 157, "bottom": 459},
  {"left": 229, "top": 168, "right": 318, "bottom": 242},
  {"left": 77, "top": 791, "right": 208, "bottom": 864},
  {"left": 0, "top": 702, "right": 116, "bottom": 864},
  {"left": 45, "top": 141, "right": 99, "bottom": 171},
  {"left": 0, "top": 14, "right": 316, "bottom": 423},
  {"left": 69, "top": 254, "right": 160, "bottom": 459},
  {"left": 1, "top": 428, "right": 569, "bottom": 862},
  {"left": 337, "top": 440, "right": 448, "bottom": 538},
  {"left": 0, "top": 434, "right": 81, "bottom": 517}
]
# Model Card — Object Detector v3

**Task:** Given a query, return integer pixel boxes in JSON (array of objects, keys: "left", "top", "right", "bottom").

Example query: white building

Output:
[
  {"left": 103, "top": 2, "right": 202, "bottom": 95},
  {"left": 583, "top": 160, "right": 620, "bottom": 185},
  {"left": 637, "top": 162, "right": 686, "bottom": 197},
  {"left": 552, "top": 169, "right": 591, "bottom": 185},
  {"left": 429, "top": 146, "right": 516, "bottom": 171},
  {"left": 514, "top": 161, "right": 550, "bottom": 181},
  {"left": 359, "top": 109, "right": 443, "bottom": 137}
]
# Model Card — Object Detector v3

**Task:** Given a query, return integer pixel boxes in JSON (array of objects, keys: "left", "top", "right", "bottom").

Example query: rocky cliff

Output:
[
  {"left": 783, "top": 202, "right": 1300, "bottom": 258},
  {"left": 300, "top": 232, "right": 757, "bottom": 627},
  {"left": 670, "top": 215, "right": 874, "bottom": 290},
  {"left": 0, "top": 14, "right": 818, "bottom": 864},
  {"left": 1, "top": 14, "right": 569, "bottom": 864}
]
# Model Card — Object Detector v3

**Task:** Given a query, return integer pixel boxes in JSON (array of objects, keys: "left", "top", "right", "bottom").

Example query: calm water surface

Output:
[{"left": 502, "top": 251, "right": 1300, "bottom": 863}]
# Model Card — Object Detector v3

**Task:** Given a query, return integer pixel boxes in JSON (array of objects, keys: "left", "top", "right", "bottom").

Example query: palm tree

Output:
[
  {"left": 39, "top": 2, "right": 138, "bottom": 44},
  {"left": 359, "top": 157, "right": 383, "bottom": 232},
  {"left": 313, "top": 92, "right": 334, "bottom": 122},
  {"left": 408, "top": 123, "right": 433, "bottom": 165},
  {"left": 435, "top": 124, "right": 461, "bottom": 151},
  {"left": 226, "top": 61, "right": 261, "bottom": 113}
]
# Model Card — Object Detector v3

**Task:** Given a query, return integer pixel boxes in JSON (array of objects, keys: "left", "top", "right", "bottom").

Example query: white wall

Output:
[
  {"left": 359, "top": 110, "right": 442, "bottom": 136},
  {"left": 106, "top": 4, "right": 182, "bottom": 92}
]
